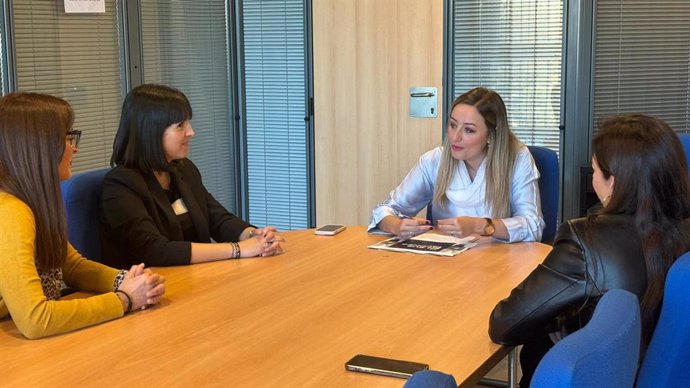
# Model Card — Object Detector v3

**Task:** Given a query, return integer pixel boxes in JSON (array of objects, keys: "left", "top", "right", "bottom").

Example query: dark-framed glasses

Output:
[{"left": 66, "top": 130, "right": 82, "bottom": 149}]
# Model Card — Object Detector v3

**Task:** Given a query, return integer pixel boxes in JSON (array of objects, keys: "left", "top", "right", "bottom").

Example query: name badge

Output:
[{"left": 171, "top": 198, "right": 189, "bottom": 215}]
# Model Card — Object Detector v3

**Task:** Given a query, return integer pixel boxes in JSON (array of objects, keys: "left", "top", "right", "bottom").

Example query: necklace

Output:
[{"left": 465, "top": 162, "right": 477, "bottom": 180}]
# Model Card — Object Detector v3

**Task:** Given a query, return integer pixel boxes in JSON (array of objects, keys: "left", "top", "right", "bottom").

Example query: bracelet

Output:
[
  {"left": 115, "top": 290, "right": 132, "bottom": 313},
  {"left": 230, "top": 242, "right": 241, "bottom": 259},
  {"left": 112, "top": 269, "right": 128, "bottom": 291}
]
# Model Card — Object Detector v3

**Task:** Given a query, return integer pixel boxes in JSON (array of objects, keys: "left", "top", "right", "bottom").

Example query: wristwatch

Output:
[{"left": 481, "top": 217, "right": 495, "bottom": 237}]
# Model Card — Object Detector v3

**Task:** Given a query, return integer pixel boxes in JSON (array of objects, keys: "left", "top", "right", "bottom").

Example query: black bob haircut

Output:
[{"left": 111, "top": 84, "right": 192, "bottom": 172}]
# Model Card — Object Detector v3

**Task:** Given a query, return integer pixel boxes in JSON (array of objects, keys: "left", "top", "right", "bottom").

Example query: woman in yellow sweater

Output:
[{"left": 0, "top": 92, "right": 166, "bottom": 339}]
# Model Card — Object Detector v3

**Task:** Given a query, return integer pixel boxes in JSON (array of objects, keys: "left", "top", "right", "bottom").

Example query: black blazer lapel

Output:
[{"left": 144, "top": 172, "right": 186, "bottom": 241}]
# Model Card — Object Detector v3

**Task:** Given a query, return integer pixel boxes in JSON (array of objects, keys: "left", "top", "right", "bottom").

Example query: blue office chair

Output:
[
  {"left": 404, "top": 370, "right": 457, "bottom": 388},
  {"left": 527, "top": 146, "right": 559, "bottom": 244},
  {"left": 530, "top": 289, "right": 641, "bottom": 388},
  {"left": 635, "top": 251, "right": 690, "bottom": 388},
  {"left": 60, "top": 168, "right": 110, "bottom": 260}
]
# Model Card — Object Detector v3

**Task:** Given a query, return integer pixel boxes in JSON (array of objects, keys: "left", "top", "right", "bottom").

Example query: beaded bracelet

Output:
[
  {"left": 115, "top": 290, "right": 133, "bottom": 313},
  {"left": 112, "top": 269, "right": 128, "bottom": 291}
]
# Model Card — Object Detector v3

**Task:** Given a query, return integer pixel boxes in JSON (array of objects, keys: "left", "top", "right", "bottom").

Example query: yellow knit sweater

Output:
[{"left": 0, "top": 192, "right": 124, "bottom": 339}]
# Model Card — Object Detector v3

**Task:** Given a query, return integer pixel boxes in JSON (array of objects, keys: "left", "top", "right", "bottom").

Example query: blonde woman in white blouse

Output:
[{"left": 369, "top": 87, "right": 544, "bottom": 243}]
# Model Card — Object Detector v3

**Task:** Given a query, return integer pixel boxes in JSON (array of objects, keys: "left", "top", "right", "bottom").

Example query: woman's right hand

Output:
[
  {"left": 397, "top": 217, "right": 433, "bottom": 238},
  {"left": 117, "top": 264, "right": 166, "bottom": 311},
  {"left": 387, "top": 216, "right": 433, "bottom": 238}
]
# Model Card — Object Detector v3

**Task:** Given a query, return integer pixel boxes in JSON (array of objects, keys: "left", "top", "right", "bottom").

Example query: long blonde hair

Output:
[{"left": 433, "top": 87, "right": 520, "bottom": 218}]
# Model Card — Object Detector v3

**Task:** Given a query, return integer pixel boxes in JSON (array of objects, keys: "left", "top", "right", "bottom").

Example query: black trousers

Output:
[{"left": 518, "top": 333, "right": 555, "bottom": 387}]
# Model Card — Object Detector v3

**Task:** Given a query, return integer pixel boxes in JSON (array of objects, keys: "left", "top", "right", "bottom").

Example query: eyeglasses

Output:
[{"left": 66, "top": 130, "right": 82, "bottom": 149}]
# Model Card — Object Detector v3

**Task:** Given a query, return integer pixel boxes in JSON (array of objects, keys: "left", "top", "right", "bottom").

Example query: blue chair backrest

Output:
[
  {"left": 404, "top": 370, "right": 457, "bottom": 388},
  {"left": 60, "top": 168, "right": 110, "bottom": 260},
  {"left": 636, "top": 251, "right": 690, "bottom": 388},
  {"left": 528, "top": 145, "right": 559, "bottom": 244},
  {"left": 678, "top": 133, "right": 690, "bottom": 171},
  {"left": 531, "top": 289, "right": 641, "bottom": 388}
]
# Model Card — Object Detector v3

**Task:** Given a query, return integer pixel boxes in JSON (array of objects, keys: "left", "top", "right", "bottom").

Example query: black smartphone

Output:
[
  {"left": 345, "top": 354, "right": 429, "bottom": 379},
  {"left": 314, "top": 224, "right": 346, "bottom": 235}
]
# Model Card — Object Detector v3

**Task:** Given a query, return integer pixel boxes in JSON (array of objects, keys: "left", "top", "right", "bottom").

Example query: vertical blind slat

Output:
[{"left": 0, "top": 22, "right": 5, "bottom": 92}]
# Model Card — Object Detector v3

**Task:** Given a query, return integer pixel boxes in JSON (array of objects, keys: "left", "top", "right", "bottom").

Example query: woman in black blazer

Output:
[{"left": 100, "top": 84, "right": 283, "bottom": 269}]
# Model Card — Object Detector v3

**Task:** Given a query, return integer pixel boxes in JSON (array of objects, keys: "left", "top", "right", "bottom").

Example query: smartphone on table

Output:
[
  {"left": 314, "top": 224, "right": 346, "bottom": 236},
  {"left": 345, "top": 354, "right": 429, "bottom": 379}
]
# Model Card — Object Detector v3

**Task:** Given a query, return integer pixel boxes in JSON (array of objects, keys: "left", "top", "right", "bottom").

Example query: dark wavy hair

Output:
[
  {"left": 593, "top": 114, "right": 690, "bottom": 347},
  {"left": 0, "top": 92, "right": 73, "bottom": 269},
  {"left": 111, "top": 84, "right": 192, "bottom": 172}
]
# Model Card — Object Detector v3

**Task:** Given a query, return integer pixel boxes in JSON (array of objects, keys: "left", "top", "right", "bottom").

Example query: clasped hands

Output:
[
  {"left": 246, "top": 226, "right": 286, "bottom": 257},
  {"left": 396, "top": 216, "right": 480, "bottom": 239},
  {"left": 117, "top": 263, "right": 166, "bottom": 312}
]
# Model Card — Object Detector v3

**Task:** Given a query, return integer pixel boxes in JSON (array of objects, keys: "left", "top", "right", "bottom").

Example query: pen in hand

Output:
[
  {"left": 397, "top": 214, "right": 433, "bottom": 240},
  {"left": 399, "top": 213, "right": 433, "bottom": 225}
]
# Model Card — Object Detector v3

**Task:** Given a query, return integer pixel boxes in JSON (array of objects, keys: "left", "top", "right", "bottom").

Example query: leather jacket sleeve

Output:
[{"left": 488, "top": 220, "right": 590, "bottom": 345}]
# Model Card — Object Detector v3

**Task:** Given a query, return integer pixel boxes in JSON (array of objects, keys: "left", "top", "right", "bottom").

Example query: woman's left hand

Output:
[{"left": 436, "top": 217, "right": 482, "bottom": 238}]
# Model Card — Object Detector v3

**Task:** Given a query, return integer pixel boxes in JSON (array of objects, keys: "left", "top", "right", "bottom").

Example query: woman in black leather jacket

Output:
[{"left": 489, "top": 114, "right": 690, "bottom": 387}]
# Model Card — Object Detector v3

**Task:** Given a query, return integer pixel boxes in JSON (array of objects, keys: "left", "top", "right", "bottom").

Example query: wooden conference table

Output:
[{"left": 0, "top": 226, "right": 550, "bottom": 387}]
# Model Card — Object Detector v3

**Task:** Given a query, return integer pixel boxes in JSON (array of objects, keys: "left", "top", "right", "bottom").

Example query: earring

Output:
[{"left": 603, "top": 194, "right": 612, "bottom": 207}]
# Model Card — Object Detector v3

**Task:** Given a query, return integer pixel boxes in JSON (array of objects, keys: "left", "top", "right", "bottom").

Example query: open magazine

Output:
[{"left": 368, "top": 231, "right": 479, "bottom": 257}]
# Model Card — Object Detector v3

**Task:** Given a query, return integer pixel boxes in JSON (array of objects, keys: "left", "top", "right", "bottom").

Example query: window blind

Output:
[
  {"left": 0, "top": 18, "right": 5, "bottom": 93},
  {"left": 140, "top": 1, "right": 238, "bottom": 211},
  {"left": 241, "top": 0, "right": 309, "bottom": 230},
  {"left": 593, "top": 0, "right": 690, "bottom": 132},
  {"left": 449, "top": 0, "right": 564, "bottom": 152},
  {"left": 12, "top": 0, "right": 125, "bottom": 171}
]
